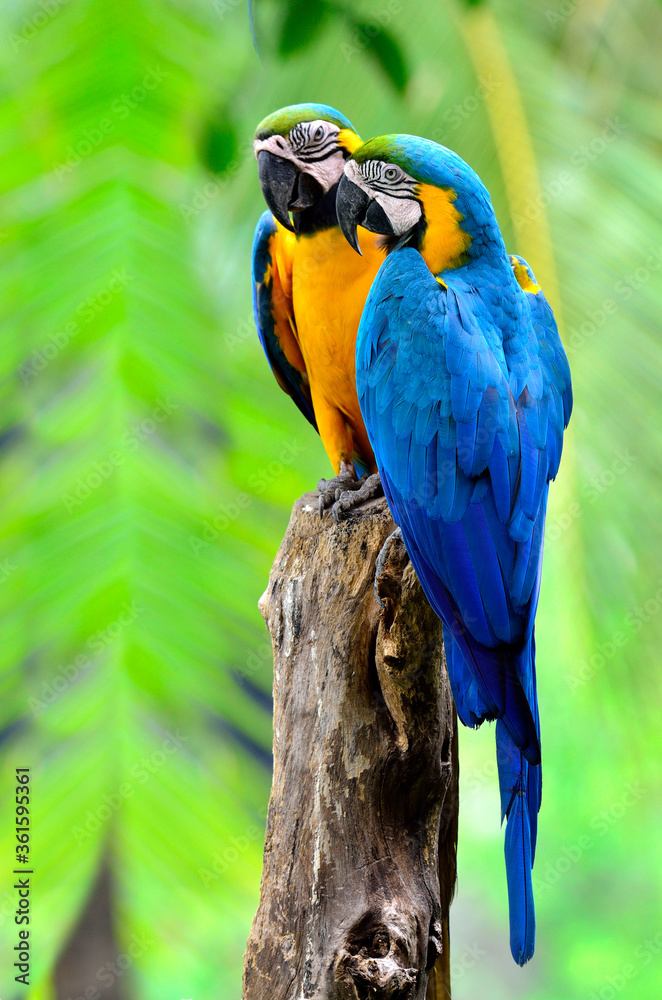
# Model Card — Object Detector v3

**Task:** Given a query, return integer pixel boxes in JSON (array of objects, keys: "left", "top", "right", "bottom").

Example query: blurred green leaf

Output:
[
  {"left": 199, "top": 109, "right": 240, "bottom": 176},
  {"left": 347, "top": 17, "right": 409, "bottom": 93},
  {"left": 278, "top": 0, "right": 330, "bottom": 56}
]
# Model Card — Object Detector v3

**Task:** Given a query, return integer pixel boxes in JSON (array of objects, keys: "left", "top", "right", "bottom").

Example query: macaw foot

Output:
[
  {"left": 332, "top": 473, "right": 383, "bottom": 523},
  {"left": 317, "top": 461, "right": 363, "bottom": 517},
  {"left": 317, "top": 463, "right": 383, "bottom": 520},
  {"left": 373, "top": 526, "right": 405, "bottom": 608}
]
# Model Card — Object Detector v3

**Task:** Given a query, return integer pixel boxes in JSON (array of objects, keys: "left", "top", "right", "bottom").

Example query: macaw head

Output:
[
  {"left": 337, "top": 135, "right": 503, "bottom": 274},
  {"left": 253, "top": 104, "right": 362, "bottom": 233}
]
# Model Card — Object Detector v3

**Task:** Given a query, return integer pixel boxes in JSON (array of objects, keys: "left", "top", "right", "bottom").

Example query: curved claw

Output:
[
  {"left": 332, "top": 473, "right": 383, "bottom": 522},
  {"left": 317, "top": 465, "right": 361, "bottom": 518}
]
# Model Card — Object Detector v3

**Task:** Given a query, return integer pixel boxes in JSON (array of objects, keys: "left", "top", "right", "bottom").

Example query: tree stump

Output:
[{"left": 243, "top": 491, "right": 458, "bottom": 1000}]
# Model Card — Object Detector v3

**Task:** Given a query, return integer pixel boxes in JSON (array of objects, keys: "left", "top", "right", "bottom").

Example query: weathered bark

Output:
[{"left": 243, "top": 492, "right": 458, "bottom": 1000}]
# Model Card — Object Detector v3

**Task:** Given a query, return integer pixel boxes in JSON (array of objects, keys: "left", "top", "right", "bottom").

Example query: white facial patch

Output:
[
  {"left": 344, "top": 159, "right": 422, "bottom": 235},
  {"left": 253, "top": 120, "right": 347, "bottom": 194}
]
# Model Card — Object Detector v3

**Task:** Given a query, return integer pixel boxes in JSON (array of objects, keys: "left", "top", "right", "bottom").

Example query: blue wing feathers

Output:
[
  {"left": 357, "top": 247, "right": 571, "bottom": 964},
  {"left": 251, "top": 210, "right": 275, "bottom": 283},
  {"left": 443, "top": 625, "right": 495, "bottom": 728},
  {"left": 393, "top": 504, "right": 540, "bottom": 762},
  {"left": 251, "top": 211, "right": 318, "bottom": 430}
]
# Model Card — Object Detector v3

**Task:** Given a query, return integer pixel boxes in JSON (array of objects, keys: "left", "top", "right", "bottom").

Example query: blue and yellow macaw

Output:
[
  {"left": 336, "top": 135, "right": 572, "bottom": 964},
  {"left": 251, "top": 104, "right": 385, "bottom": 507}
]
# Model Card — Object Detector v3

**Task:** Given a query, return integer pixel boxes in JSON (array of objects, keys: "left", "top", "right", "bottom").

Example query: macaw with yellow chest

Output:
[
  {"left": 336, "top": 135, "right": 572, "bottom": 964},
  {"left": 252, "top": 104, "right": 386, "bottom": 514}
]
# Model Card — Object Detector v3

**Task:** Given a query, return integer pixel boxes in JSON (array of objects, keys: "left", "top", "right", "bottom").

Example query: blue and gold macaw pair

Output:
[{"left": 251, "top": 104, "right": 572, "bottom": 967}]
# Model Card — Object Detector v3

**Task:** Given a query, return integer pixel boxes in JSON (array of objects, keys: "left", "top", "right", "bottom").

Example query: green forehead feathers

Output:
[
  {"left": 352, "top": 135, "right": 407, "bottom": 166},
  {"left": 255, "top": 103, "right": 355, "bottom": 140}
]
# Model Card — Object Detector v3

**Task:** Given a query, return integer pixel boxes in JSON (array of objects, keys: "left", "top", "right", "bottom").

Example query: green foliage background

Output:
[{"left": 1, "top": 0, "right": 661, "bottom": 997}]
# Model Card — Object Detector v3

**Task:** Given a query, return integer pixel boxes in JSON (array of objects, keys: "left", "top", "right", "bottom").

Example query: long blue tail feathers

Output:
[
  {"left": 498, "top": 635, "right": 541, "bottom": 964},
  {"left": 444, "top": 627, "right": 541, "bottom": 965},
  {"left": 497, "top": 720, "right": 538, "bottom": 964}
]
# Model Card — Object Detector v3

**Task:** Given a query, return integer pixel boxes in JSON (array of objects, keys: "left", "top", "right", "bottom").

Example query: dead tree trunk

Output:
[{"left": 243, "top": 492, "right": 458, "bottom": 1000}]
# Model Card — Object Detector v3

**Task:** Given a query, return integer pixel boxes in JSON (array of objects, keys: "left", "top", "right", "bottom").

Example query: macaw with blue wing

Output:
[
  {"left": 336, "top": 135, "right": 572, "bottom": 965},
  {"left": 251, "top": 105, "right": 387, "bottom": 513}
]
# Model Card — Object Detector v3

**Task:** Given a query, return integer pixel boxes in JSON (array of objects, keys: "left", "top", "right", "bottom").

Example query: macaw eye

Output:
[
  {"left": 314, "top": 125, "right": 325, "bottom": 141},
  {"left": 384, "top": 167, "right": 399, "bottom": 181}
]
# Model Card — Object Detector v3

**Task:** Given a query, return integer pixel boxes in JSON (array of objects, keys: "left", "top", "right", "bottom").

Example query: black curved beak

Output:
[
  {"left": 336, "top": 174, "right": 395, "bottom": 255},
  {"left": 258, "top": 151, "right": 325, "bottom": 233},
  {"left": 289, "top": 171, "right": 323, "bottom": 211},
  {"left": 257, "top": 150, "right": 297, "bottom": 232}
]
